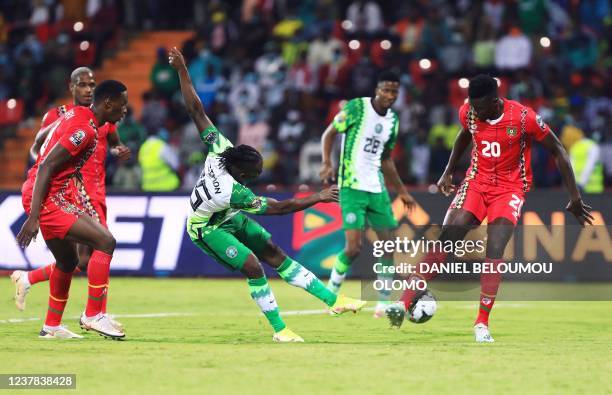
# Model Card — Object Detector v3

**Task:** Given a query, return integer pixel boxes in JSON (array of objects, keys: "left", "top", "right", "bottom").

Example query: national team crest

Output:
[
  {"left": 69, "top": 130, "right": 86, "bottom": 147},
  {"left": 375, "top": 123, "right": 383, "bottom": 134},
  {"left": 506, "top": 126, "right": 517, "bottom": 137},
  {"left": 226, "top": 246, "right": 238, "bottom": 259}
]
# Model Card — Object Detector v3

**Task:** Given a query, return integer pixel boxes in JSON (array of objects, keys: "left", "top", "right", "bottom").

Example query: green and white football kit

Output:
[
  {"left": 333, "top": 97, "right": 398, "bottom": 230},
  {"left": 329, "top": 97, "right": 399, "bottom": 307},
  {"left": 186, "top": 125, "right": 365, "bottom": 338}
]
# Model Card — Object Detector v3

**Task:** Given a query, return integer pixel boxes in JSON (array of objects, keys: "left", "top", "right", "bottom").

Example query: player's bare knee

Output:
[
  {"left": 98, "top": 231, "right": 116, "bottom": 254},
  {"left": 56, "top": 258, "right": 79, "bottom": 273},
  {"left": 242, "top": 255, "right": 264, "bottom": 278}
]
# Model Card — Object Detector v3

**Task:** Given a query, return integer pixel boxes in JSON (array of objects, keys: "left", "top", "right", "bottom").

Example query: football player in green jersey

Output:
[
  {"left": 320, "top": 70, "right": 416, "bottom": 317},
  {"left": 169, "top": 47, "right": 366, "bottom": 342}
]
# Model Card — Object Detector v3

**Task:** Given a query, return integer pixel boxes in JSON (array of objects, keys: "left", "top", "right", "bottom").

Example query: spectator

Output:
[
  {"left": 150, "top": 47, "right": 180, "bottom": 99},
  {"left": 393, "top": 7, "right": 424, "bottom": 56},
  {"left": 566, "top": 129, "right": 604, "bottom": 193},
  {"left": 112, "top": 156, "right": 142, "bottom": 191},
  {"left": 140, "top": 91, "right": 168, "bottom": 134},
  {"left": 237, "top": 109, "right": 269, "bottom": 152},
  {"left": 495, "top": 27, "right": 532, "bottom": 71},
  {"left": 346, "top": 0, "right": 383, "bottom": 35},
  {"left": 138, "top": 129, "right": 181, "bottom": 192},
  {"left": 307, "top": 28, "right": 343, "bottom": 70},
  {"left": 483, "top": 0, "right": 505, "bottom": 33},
  {"left": 118, "top": 107, "right": 147, "bottom": 148}
]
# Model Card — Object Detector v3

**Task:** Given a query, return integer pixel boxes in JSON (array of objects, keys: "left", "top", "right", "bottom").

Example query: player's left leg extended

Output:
[{"left": 236, "top": 212, "right": 365, "bottom": 315}]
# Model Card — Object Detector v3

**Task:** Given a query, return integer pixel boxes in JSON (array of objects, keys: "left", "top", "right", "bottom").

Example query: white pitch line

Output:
[{"left": 0, "top": 312, "right": 195, "bottom": 325}]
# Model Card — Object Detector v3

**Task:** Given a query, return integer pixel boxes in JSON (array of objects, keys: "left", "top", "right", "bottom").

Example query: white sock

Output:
[{"left": 329, "top": 268, "right": 346, "bottom": 287}]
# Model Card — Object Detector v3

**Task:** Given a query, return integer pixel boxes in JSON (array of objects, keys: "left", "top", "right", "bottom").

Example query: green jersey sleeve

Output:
[
  {"left": 332, "top": 98, "right": 363, "bottom": 133},
  {"left": 200, "top": 125, "right": 234, "bottom": 156},
  {"left": 229, "top": 183, "right": 268, "bottom": 214},
  {"left": 382, "top": 112, "right": 399, "bottom": 159}
]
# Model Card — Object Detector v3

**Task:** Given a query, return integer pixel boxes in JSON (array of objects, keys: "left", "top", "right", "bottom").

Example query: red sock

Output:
[
  {"left": 85, "top": 250, "right": 112, "bottom": 317},
  {"left": 44, "top": 267, "right": 73, "bottom": 327},
  {"left": 476, "top": 258, "right": 503, "bottom": 326},
  {"left": 399, "top": 251, "right": 447, "bottom": 309},
  {"left": 101, "top": 281, "right": 109, "bottom": 314},
  {"left": 28, "top": 263, "right": 55, "bottom": 285}
]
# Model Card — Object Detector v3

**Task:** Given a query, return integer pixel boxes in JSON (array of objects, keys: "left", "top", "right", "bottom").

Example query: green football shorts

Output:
[
  {"left": 188, "top": 213, "right": 271, "bottom": 271},
  {"left": 339, "top": 187, "right": 397, "bottom": 231}
]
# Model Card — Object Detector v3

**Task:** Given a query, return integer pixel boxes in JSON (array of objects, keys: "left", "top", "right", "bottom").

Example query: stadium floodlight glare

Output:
[
  {"left": 7, "top": 98, "right": 16, "bottom": 109},
  {"left": 458, "top": 78, "right": 469, "bottom": 88},
  {"left": 540, "top": 37, "right": 551, "bottom": 48},
  {"left": 349, "top": 40, "right": 360, "bottom": 50},
  {"left": 380, "top": 40, "right": 392, "bottom": 50},
  {"left": 419, "top": 58, "right": 431, "bottom": 70},
  {"left": 341, "top": 20, "right": 353, "bottom": 30},
  {"left": 80, "top": 41, "right": 90, "bottom": 51},
  {"left": 73, "top": 21, "right": 84, "bottom": 32}
]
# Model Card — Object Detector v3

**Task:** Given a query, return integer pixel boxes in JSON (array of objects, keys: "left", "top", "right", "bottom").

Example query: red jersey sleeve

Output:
[
  {"left": 58, "top": 120, "right": 96, "bottom": 157},
  {"left": 458, "top": 102, "right": 470, "bottom": 130},
  {"left": 40, "top": 109, "right": 60, "bottom": 129},
  {"left": 525, "top": 108, "right": 551, "bottom": 141}
]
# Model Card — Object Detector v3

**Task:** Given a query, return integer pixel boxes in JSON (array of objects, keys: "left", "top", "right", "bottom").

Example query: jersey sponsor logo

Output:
[
  {"left": 226, "top": 246, "right": 238, "bottom": 259},
  {"left": 345, "top": 212, "right": 357, "bottom": 224},
  {"left": 507, "top": 126, "right": 517, "bottom": 137},
  {"left": 375, "top": 123, "right": 383, "bottom": 134},
  {"left": 535, "top": 114, "right": 546, "bottom": 131},
  {"left": 69, "top": 130, "right": 86, "bottom": 147}
]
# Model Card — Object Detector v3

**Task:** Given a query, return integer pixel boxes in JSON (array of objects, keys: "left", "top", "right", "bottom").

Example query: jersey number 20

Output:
[{"left": 481, "top": 141, "right": 501, "bottom": 158}]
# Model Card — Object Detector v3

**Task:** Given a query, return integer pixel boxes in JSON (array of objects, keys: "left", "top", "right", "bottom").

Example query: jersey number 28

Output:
[{"left": 364, "top": 137, "right": 381, "bottom": 154}]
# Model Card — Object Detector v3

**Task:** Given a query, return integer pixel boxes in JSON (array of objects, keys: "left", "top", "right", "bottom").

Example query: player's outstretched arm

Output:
[
  {"left": 539, "top": 132, "right": 594, "bottom": 226},
  {"left": 319, "top": 124, "right": 338, "bottom": 184},
  {"left": 16, "top": 144, "right": 73, "bottom": 247},
  {"left": 438, "top": 128, "right": 472, "bottom": 196},
  {"left": 168, "top": 47, "right": 214, "bottom": 134},
  {"left": 264, "top": 185, "right": 339, "bottom": 215}
]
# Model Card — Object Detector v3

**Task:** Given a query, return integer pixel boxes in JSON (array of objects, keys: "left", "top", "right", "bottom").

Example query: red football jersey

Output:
[
  {"left": 458, "top": 99, "right": 551, "bottom": 192},
  {"left": 27, "top": 106, "right": 98, "bottom": 191},
  {"left": 36, "top": 104, "right": 116, "bottom": 202}
]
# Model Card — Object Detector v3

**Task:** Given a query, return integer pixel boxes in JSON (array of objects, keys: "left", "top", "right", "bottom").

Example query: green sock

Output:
[
  {"left": 334, "top": 251, "right": 352, "bottom": 274},
  {"left": 328, "top": 251, "right": 354, "bottom": 291},
  {"left": 377, "top": 257, "right": 394, "bottom": 302},
  {"left": 247, "top": 277, "right": 286, "bottom": 332},
  {"left": 277, "top": 257, "right": 338, "bottom": 307}
]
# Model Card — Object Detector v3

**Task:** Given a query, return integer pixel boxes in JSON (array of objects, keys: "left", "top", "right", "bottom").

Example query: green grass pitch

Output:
[{"left": 1, "top": 277, "right": 611, "bottom": 395}]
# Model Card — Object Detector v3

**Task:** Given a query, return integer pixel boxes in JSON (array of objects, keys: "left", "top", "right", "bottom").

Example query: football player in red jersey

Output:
[
  {"left": 386, "top": 75, "right": 593, "bottom": 342},
  {"left": 11, "top": 68, "right": 129, "bottom": 333},
  {"left": 16, "top": 80, "right": 128, "bottom": 339}
]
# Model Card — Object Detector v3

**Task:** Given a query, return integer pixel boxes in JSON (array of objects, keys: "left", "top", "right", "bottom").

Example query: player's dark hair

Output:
[
  {"left": 218, "top": 145, "right": 263, "bottom": 172},
  {"left": 70, "top": 67, "right": 93, "bottom": 83},
  {"left": 377, "top": 70, "right": 400, "bottom": 84},
  {"left": 93, "top": 80, "right": 127, "bottom": 104},
  {"left": 468, "top": 74, "right": 497, "bottom": 99}
]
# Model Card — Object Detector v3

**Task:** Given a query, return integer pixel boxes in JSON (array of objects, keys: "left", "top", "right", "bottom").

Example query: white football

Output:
[{"left": 408, "top": 290, "right": 437, "bottom": 324}]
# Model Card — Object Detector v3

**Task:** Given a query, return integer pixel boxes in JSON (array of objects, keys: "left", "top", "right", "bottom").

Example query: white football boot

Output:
[
  {"left": 10, "top": 270, "right": 31, "bottom": 311},
  {"left": 474, "top": 323, "right": 495, "bottom": 343},
  {"left": 80, "top": 313, "right": 125, "bottom": 340},
  {"left": 39, "top": 325, "right": 84, "bottom": 339}
]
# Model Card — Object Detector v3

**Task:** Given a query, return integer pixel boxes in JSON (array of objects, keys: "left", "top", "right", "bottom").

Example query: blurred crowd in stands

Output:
[{"left": 0, "top": 0, "right": 610, "bottom": 192}]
